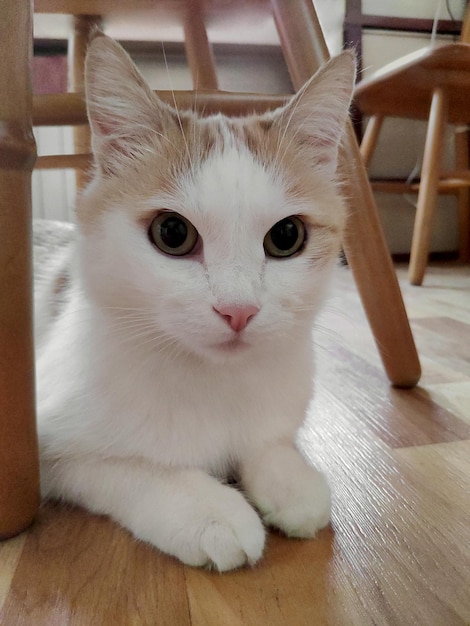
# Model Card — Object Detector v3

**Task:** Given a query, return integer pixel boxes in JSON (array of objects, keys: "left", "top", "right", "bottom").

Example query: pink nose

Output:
[{"left": 213, "top": 304, "right": 259, "bottom": 332}]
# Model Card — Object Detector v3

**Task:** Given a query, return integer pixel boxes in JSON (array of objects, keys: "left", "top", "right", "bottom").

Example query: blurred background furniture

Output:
[
  {"left": 355, "top": 2, "right": 470, "bottom": 285},
  {"left": 0, "top": 0, "right": 421, "bottom": 539}
]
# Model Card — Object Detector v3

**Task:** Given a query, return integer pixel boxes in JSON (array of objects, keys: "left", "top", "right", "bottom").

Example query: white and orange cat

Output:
[{"left": 34, "top": 34, "right": 355, "bottom": 571}]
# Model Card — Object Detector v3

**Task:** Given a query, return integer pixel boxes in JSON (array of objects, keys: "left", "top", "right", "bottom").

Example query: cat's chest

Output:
[
  {"left": 85, "top": 347, "right": 310, "bottom": 472},
  {"left": 91, "top": 369, "right": 258, "bottom": 472}
]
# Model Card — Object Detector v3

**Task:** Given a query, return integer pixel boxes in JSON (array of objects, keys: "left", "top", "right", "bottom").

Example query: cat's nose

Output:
[{"left": 213, "top": 304, "right": 259, "bottom": 332}]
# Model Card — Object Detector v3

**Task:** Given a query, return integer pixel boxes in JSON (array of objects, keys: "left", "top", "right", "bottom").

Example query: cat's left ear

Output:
[
  {"left": 85, "top": 33, "right": 177, "bottom": 175},
  {"left": 273, "top": 50, "right": 356, "bottom": 177}
]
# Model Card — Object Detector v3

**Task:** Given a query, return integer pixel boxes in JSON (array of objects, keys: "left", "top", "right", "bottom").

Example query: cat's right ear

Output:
[
  {"left": 271, "top": 50, "right": 356, "bottom": 178},
  {"left": 85, "top": 33, "right": 175, "bottom": 175}
]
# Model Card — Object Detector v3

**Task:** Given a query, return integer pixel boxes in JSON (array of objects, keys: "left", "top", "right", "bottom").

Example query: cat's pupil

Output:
[
  {"left": 159, "top": 216, "right": 188, "bottom": 249},
  {"left": 271, "top": 219, "right": 299, "bottom": 251}
]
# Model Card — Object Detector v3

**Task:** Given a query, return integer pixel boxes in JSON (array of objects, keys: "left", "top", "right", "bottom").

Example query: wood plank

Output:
[
  {"left": 0, "top": 535, "right": 26, "bottom": 613},
  {"left": 425, "top": 381, "right": 470, "bottom": 424},
  {"left": 186, "top": 532, "right": 355, "bottom": 626},
  {"left": 315, "top": 341, "right": 470, "bottom": 448},
  {"left": 411, "top": 317, "right": 470, "bottom": 377},
  {"left": 300, "top": 382, "right": 470, "bottom": 625},
  {"left": 0, "top": 504, "right": 191, "bottom": 625},
  {"left": 394, "top": 441, "right": 470, "bottom": 618}
]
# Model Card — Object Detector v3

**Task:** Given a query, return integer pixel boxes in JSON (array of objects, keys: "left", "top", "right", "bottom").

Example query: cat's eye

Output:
[
  {"left": 263, "top": 216, "right": 306, "bottom": 258},
  {"left": 149, "top": 212, "right": 199, "bottom": 256}
]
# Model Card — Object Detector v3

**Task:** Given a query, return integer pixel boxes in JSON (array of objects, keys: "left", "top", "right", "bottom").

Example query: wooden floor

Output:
[{"left": 1, "top": 263, "right": 469, "bottom": 626}]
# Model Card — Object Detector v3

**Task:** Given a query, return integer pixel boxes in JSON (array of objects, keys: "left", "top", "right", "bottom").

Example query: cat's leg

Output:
[
  {"left": 42, "top": 457, "right": 265, "bottom": 571},
  {"left": 240, "top": 443, "right": 331, "bottom": 538}
]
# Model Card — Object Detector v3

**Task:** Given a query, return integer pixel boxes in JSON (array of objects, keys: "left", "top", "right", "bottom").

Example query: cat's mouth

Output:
[{"left": 214, "top": 336, "right": 250, "bottom": 353}]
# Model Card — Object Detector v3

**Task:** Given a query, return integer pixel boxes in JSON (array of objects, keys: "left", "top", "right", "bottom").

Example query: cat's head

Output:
[{"left": 77, "top": 34, "right": 355, "bottom": 363}]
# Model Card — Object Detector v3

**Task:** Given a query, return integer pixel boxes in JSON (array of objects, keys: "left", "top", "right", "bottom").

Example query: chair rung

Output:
[
  {"left": 371, "top": 180, "right": 417, "bottom": 194},
  {"left": 371, "top": 177, "right": 470, "bottom": 195},
  {"left": 34, "top": 0, "right": 177, "bottom": 14},
  {"left": 33, "top": 91, "right": 289, "bottom": 127},
  {"left": 33, "top": 86, "right": 287, "bottom": 169},
  {"left": 439, "top": 178, "right": 470, "bottom": 190},
  {"left": 35, "top": 154, "right": 92, "bottom": 170},
  {"left": 440, "top": 170, "right": 470, "bottom": 185}
]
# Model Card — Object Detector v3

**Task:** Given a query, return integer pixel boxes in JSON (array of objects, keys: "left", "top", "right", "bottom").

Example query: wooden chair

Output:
[
  {"left": 0, "top": 0, "right": 421, "bottom": 540},
  {"left": 355, "top": 5, "right": 470, "bottom": 285}
]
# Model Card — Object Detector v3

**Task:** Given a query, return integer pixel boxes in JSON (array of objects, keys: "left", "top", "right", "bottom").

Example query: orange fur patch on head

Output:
[{"left": 80, "top": 34, "right": 354, "bottom": 241}]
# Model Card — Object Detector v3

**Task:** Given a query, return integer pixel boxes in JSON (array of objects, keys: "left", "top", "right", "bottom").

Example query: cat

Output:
[{"left": 35, "top": 33, "right": 355, "bottom": 571}]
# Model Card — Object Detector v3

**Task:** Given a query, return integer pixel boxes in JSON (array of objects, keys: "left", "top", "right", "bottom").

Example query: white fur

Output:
[{"left": 36, "top": 36, "right": 355, "bottom": 571}]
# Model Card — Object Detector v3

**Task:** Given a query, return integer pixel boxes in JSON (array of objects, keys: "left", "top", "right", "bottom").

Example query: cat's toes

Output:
[
  {"left": 242, "top": 448, "right": 332, "bottom": 539},
  {"left": 199, "top": 513, "right": 265, "bottom": 571},
  {"left": 261, "top": 468, "right": 331, "bottom": 538},
  {"left": 170, "top": 488, "right": 265, "bottom": 572}
]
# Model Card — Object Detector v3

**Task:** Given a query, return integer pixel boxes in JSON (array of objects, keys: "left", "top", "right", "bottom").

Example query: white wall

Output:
[{"left": 32, "top": 127, "right": 76, "bottom": 223}]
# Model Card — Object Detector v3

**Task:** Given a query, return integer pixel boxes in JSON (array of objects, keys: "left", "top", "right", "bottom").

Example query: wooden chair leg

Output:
[
  {"left": 454, "top": 127, "right": 470, "bottom": 263},
  {"left": 360, "top": 114, "right": 384, "bottom": 168},
  {"left": 69, "top": 15, "right": 102, "bottom": 190},
  {"left": 184, "top": 1, "right": 218, "bottom": 90},
  {"left": 0, "top": 0, "right": 40, "bottom": 538},
  {"left": 409, "top": 88, "right": 447, "bottom": 286},
  {"left": 271, "top": 0, "right": 421, "bottom": 387}
]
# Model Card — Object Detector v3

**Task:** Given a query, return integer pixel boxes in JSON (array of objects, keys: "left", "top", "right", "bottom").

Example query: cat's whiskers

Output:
[
  {"left": 105, "top": 323, "right": 159, "bottom": 340},
  {"left": 157, "top": 337, "right": 185, "bottom": 362},
  {"left": 104, "top": 316, "right": 161, "bottom": 335},
  {"left": 103, "top": 305, "right": 157, "bottom": 313},
  {"left": 58, "top": 304, "right": 185, "bottom": 355},
  {"left": 312, "top": 324, "right": 342, "bottom": 350},
  {"left": 108, "top": 326, "right": 179, "bottom": 355},
  {"left": 102, "top": 306, "right": 162, "bottom": 325},
  {"left": 320, "top": 301, "right": 355, "bottom": 323},
  {"left": 89, "top": 307, "right": 172, "bottom": 348},
  {"left": 105, "top": 313, "right": 158, "bottom": 325}
]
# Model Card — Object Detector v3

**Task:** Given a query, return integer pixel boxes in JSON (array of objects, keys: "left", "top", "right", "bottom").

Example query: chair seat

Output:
[{"left": 355, "top": 43, "right": 470, "bottom": 123}]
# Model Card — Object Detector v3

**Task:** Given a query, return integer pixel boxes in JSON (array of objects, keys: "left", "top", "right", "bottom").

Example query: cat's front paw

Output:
[
  {"left": 260, "top": 468, "right": 331, "bottom": 538},
  {"left": 242, "top": 445, "right": 331, "bottom": 538},
  {"left": 175, "top": 488, "right": 265, "bottom": 571},
  {"left": 136, "top": 478, "right": 265, "bottom": 572},
  {"left": 196, "top": 510, "right": 265, "bottom": 571}
]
